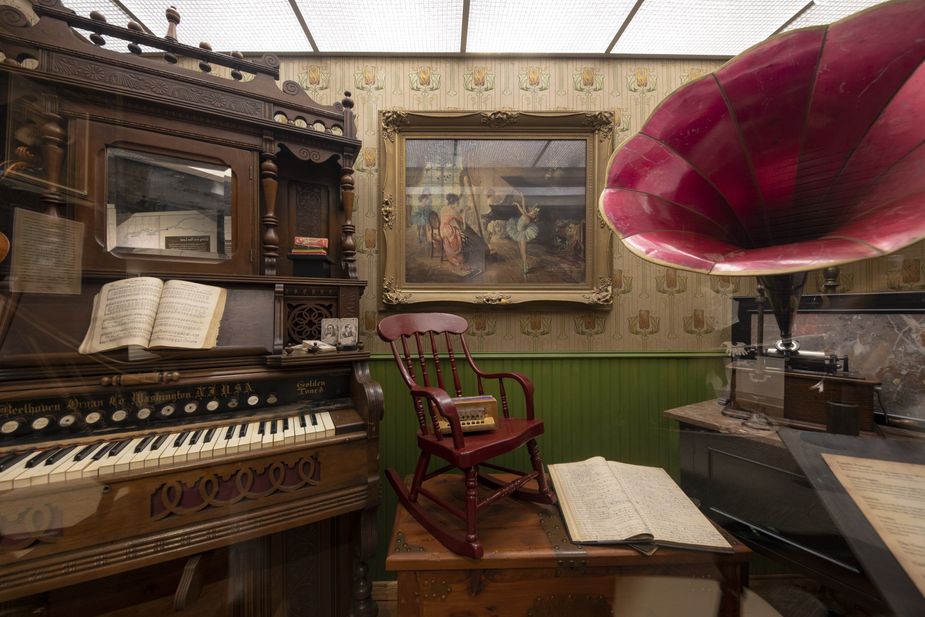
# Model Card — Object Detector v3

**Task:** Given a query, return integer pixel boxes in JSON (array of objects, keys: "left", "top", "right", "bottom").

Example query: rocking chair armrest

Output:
[
  {"left": 472, "top": 370, "right": 536, "bottom": 419},
  {"left": 409, "top": 385, "right": 466, "bottom": 449}
]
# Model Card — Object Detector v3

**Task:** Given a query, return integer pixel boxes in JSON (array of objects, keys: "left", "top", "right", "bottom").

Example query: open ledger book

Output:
[
  {"left": 79, "top": 277, "right": 226, "bottom": 354},
  {"left": 548, "top": 457, "right": 733, "bottom": 553}
]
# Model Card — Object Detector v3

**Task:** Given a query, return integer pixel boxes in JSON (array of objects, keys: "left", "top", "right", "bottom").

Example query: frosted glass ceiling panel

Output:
[
  {"left": 119, "top": 0, "right": 311, "bottom": 52},
  {"left": 296, "top": 0, "right": 462, "bottom": 52},
  {"left": 612, "top": 0, "right": 808, "bottom": 56},
  {"left": 62, "top": 0, "right": 146, "bottom": 53},
  {"left": 784, "top": 0, "right": 889, "bottom": 30},
  {"left": 467, "top": 0, "right": 635, "bottom": 53}
]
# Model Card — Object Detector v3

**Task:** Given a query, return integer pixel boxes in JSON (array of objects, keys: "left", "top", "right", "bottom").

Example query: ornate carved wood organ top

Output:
[{"left": 0, "top": 2, "right": 381, "bottom": 615}]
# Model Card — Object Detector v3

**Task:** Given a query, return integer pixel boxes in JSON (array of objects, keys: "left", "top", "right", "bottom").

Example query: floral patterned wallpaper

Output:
[{"left": 273, "top": 56, "right": 925, "bottom": 354}]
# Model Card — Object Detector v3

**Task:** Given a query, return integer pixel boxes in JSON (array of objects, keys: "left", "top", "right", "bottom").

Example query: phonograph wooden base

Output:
[{"left": 728, "top": 362, "right": 879, "bottom": 432}]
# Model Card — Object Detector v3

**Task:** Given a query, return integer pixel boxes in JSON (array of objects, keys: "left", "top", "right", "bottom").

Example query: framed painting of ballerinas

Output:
[{"left": 379, "top": 111, "right": 614, "bottom": 307}]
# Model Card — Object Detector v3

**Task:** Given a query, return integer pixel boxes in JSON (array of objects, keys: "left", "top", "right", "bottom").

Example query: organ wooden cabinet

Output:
[{"left": 0, "top": 2, "right": 380, "bottom": 615}]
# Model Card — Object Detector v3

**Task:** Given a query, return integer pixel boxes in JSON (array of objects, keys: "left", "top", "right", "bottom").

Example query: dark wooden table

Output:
[{"left": 386, "top": 473, "right": 751, "bottom": 617}]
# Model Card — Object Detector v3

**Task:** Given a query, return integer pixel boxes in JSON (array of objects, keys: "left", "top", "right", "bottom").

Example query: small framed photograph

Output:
[
  {"left": 320, "top": 318, "right": 339, "bottom": 345},
  {"left": 339, "top": 317, "right": 358, "bottom": 347}
]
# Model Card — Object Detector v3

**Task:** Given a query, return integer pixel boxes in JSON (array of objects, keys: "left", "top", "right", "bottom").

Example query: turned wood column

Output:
[
  {"left": 340, "top": 159, "right": 357, "bottom": 280},
  {"left": 260, "top": 139, "right": 280, "bottom": 276},
  {"left": 340, "top": 91, "right": 358, "bottom": 279},
  {"left": 38, "top": 109, "right": 65, "bottom": 218}
]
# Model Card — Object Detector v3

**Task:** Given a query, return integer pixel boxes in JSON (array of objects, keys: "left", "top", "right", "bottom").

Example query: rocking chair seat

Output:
[
  {"left": 418, "top": 417, "right": 545, "bottom": 469},
  {"left": 377, "top": 312, "right": 557, "bottom": 559}
]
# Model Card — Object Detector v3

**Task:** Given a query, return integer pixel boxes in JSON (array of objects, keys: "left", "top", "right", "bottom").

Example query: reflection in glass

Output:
[{"left": 105, "top": 148, "right": 232, "bottom": 260}]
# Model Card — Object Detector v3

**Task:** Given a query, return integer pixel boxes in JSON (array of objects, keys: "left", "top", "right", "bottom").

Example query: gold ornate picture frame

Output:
[{"left": 379, "top": 110, "right": 614, "bottom": 307}]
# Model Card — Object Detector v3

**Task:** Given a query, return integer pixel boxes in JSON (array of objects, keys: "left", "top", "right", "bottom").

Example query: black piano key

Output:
[
  {"left": 26, "top": 449, "right": 58, "bottom": 468},
  {"left": 258, "top": 421, "right": 266, "bottom": 435},
  {"left": 190, "top": 429, "right": 204, "bottom": 445},
  {"left": 310, "top": 413, "right": 319, "bottom": 426},
  {"left": 204, "top": 428, "right": 216, "bottom": 443},
  {"left": 45, "top": 445, "right": 77, "bottom": 465},
  {"left": 239, "top": 424, "right": 248, "bottom": 437},
  {"left": 283, "top": 417, "right": 289, "bottom": 431},
  {"left": 73, "top": 443, "right": 102, "bottom": 462},
  {"left": 299, "top": 414, "right": 307, "bottom": 428},
  {"left": 174, "top": 431, "right": 190, "bottom": 448},
  {"left": 270, "top": 420, "right": 278, "bottom": 435},
  {"left": 224, "top": 426, "right": 235, "bottom": 440},
  {"left": 135, "top": 436, "right": 155, "bottom": 453},
  {"left": 0, "top": 452, "right": 20, "bottom": 469},
  {"left": 108, "top": 440, "right": 130, "bottom": 456},
  {"left": 92, "top": 442, "right": 117, "bottom": 461},
  {"left": 151, "top": 434, "right": 169, "bottom": 451},
  {"left": 0, "top": 451, "right": 31, "bottom": 471}
]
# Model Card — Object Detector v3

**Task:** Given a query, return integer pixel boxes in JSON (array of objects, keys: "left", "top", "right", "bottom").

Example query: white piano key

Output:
[
  {"left": 82, "top": 442, "right": 121, "bottom": 478},
  {"left": 319, "top": 412, "right": 335, "bottom": 437},
  {"left": 12, "top": 449, "right": 63, "bottom": 488},
  {"left": 0, "top": 450, "right": 39, "bottom": 490},
  {"left": 272, "top": 419, "right": 284, "bottom": 446},
  {"left": 33, "top": 446, "right": 80, "bottom": 485},
  {"left": 293, "top": 415, "right": 307, "bottom": 442},
  {"left": 112, "top": 437, "right": 147, "bottom": 474},
  {"left": 143, "top": 434, "right": 173, "bottom": 469},
  {"left": 185, "top": 430, "right": 207, "bottom": 461},
  {"left": 97, "top": 440, "right": 136, "bottom": 476},
  {"left": 282, "top": 417, "right": 297, "bottom": 444},
  {"left": 63, "top": 444, "right": 106, "bottom": 480},
  {"left": 224, "top": 425, "right": 242, "bottom": 455},
  {"left": 304, "top": 413, "right": 323, "bottom": 440},
  {"left": 260, "top": 421, "right": 275, "bottom": 448}
]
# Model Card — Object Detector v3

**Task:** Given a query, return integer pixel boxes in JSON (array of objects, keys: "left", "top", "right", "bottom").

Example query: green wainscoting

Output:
[{"left": 368, "top": 353, "right": 726, "bottom": 580}]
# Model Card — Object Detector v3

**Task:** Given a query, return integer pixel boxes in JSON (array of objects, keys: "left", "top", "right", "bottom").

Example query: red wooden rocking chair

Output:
[{"left": 378, "top": 312, "right": 557, "bottom": 559}]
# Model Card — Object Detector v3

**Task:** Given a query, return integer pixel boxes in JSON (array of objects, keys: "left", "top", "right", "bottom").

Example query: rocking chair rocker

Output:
[{"left": 378, "top": 312, "right": 557, "bottom": 559}]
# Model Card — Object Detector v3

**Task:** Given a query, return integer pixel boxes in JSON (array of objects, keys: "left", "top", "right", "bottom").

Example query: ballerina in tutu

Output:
[{"left": 506, "top": 191, "right": 540, "bottom": 276}]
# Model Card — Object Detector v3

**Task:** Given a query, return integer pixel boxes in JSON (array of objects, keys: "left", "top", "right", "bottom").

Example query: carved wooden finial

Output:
[
  {"left": 164, "top": 5, "right": 180, "bottom": 41},
  {"left": 230, "top": 51, "right": 244, "bottom": 80},
  {"left": 126, "top": 21, "right": 143, "bottom": 54},
  {"left": 88, "top": 11, "right": 106, "bottom": 46},
  {"left": 163, "top": 6, "right": 181, "bottom": 63},
  {"left": 198, "top": 41, "right": 213, "bottom": 72},
  {"left": 341, "top": 91, "right": 354, "bottom": 109}
]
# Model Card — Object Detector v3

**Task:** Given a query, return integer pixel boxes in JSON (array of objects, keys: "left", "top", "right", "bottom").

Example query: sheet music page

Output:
[
  {"left": 548, "top": 457, "right": 650, "bottom": 543},
  {"left": 610, "top": 461, "right": 732, "bottom": 551},
  {"left": 149, "top": 280, "right": 226, "bottom": 349},
  {"left": 78, "top": 277, "right": 163, "bottom": 354},
  {"left": 823, "top": 454, "right": 925, "bottom": 597}
]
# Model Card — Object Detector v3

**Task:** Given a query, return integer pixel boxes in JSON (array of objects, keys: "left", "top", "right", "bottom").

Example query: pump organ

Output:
[{"left": 0, "top": 2, "right": 380, "bottom": 615}]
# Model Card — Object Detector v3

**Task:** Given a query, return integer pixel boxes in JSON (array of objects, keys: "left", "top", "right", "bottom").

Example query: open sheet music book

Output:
[
  {"left": 79, "top": 277, "right": 226, "bottom": 354},
  {"left": 548, "top": 457, "right": 733, "bottom": 553}
]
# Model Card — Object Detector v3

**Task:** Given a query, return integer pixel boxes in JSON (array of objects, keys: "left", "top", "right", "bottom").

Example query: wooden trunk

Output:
[{"left": 386, "top": 474, "right": 751, "bottom": 617}]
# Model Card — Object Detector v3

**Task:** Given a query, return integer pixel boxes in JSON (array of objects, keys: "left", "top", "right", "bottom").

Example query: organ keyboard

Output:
[{"left": 0, "top": 2, "right": 380, "bottom": 615}]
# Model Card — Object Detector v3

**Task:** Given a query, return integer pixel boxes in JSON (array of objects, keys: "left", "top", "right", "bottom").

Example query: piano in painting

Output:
[{"left": 0, "top": 3, "right": 380, "bottom": 615}]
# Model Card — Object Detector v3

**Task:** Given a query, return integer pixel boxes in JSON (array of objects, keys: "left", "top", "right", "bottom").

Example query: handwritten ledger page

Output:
[
  {"left": 823, "top": 454, "right": 925, "bottom": 597},
  {"left": 549, "top": 456, "right": 649, "bottom": 542},
  {"left": 549, "top": 456, "right": 732, "bottom": 552}
]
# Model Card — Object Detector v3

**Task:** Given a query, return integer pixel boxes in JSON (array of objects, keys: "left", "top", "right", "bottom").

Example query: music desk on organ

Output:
[{"left": 0, "top": 2, "right": 380, "bottom": 615}]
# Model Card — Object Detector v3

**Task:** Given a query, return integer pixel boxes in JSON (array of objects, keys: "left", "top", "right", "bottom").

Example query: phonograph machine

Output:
[{"left": 600, "top": 0, "right": 925, "bottom": 432}]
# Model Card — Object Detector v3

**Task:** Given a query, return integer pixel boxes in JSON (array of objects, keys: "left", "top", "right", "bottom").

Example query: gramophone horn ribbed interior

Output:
[{"left": 599, "top": 0, "right": 925, "bottom": 276}]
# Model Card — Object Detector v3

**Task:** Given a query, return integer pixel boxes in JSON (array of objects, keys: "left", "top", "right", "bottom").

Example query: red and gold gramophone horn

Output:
[{"left": 600, "top": 0, "right": 925, "bottom": 350}]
